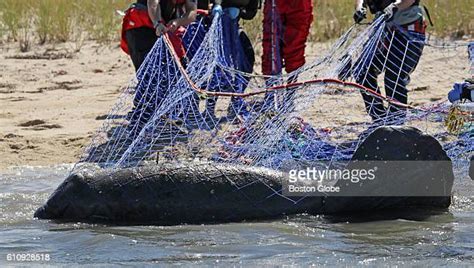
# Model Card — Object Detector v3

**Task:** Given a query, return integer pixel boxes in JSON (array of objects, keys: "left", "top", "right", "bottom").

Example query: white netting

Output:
[{"left": 72, "top": 14, "right": 472, "bottom": 177}]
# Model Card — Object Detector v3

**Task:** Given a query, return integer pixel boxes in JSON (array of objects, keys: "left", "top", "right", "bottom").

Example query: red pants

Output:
[{"left": 262, "top": 0, "right": 313, "bottom": 75}]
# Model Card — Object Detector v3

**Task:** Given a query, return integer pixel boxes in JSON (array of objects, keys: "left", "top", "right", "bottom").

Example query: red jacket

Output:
[
  {"left": 121, "top": 1, "right": 206, "bottom": 58},
  {"left": 121, "top": 6, "right": 154, "bottom": 54}
]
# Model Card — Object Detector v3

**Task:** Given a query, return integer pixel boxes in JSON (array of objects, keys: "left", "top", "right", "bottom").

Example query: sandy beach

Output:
[
  {"left": 0, "top": 38, "right": 470, "bottom": 171},
  {"left": 0, "top": 42, "right": 131, "bottom": 170}
]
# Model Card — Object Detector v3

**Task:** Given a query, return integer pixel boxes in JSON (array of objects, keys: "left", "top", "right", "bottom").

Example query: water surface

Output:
[{"left": 0, "top": 165, "right": 473, "bottom": 266}]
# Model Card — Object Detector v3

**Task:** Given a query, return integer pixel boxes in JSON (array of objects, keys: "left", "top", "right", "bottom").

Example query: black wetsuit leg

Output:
[
  {"left": 228, "top": 28, "right": 255, "bottom": 118},
  {"left": 383, "top": 29, "right": 424, "bottom": 124},
  {"left": 125, "top": 27, "right": 158, "bottom": 71},
  {"left": 355, "top": 40, "right": 387, "bottom": 121}
]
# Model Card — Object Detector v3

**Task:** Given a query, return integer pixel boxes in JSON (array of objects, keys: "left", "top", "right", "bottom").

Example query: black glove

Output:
[
  {"left": 382, "top": 3, "right": 398, "bottom": 21},
  {"left": 353, "top": 7, "right": 367, "bottom": 24}
]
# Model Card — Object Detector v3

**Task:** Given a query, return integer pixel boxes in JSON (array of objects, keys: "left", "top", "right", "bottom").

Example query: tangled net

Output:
[{"left": 72, "top": 15, "right": 473, "bottom": 179}]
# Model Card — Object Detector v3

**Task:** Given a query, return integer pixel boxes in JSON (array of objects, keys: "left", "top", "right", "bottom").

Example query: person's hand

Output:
[
  {"left": 154, "top": 21, "right": 167, "bottom": 37},
  {"left": 353, "top": 6, "right": 367, "bottom": 24},
  {"left": 382, "top": 3, "right": 398, "bottom": 21},
  {"left": 167, "top": 20, "right": 179, "bottom": 33},
  {"left": 211, "top": 4, "right": 223, "bottom": 17}
]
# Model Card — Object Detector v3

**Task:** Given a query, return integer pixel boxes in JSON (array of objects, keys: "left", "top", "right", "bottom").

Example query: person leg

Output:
[
  {"left": 182, "top": 16, "right": 216, "bottom": 126},
  {"left": 262, "top": 0, "right": 284, "bottom": 111},
  {"left": 358, "top": 58, "right": 386, "bottom": 121},
  {"left": 125, "top": 27, "right": 159, "bottom": 135},
  {"left": 281, "top": 0, "right": 313, "bottom": 74},
  {"left": 202, "top": 67, "right": 219, "bottom": 128},
  {"left": 167, "top": 27, "right": 202, "bottom": 127},
  {"left": 278, "top": 0, "right": 312, "bottom": 112},
  {"left": 262, "top": 0, "right": 283, "bottom": 76},
  {"left": 202, "top": 14, "right": 235, "bottom": 126},
  {"left": 238, "top": 28, "right": 255, "bottom": 77},
  {"left": 202, "top": 14, "right": 241, "bottom": 127},
  {"left": 281, "top": 73, "right": 298, "bottom": 113},
  {"left": 228, "top": 28, "right": 255, "bottom": 121},
  {"left": 125, "top": 27, "right": 158, "bottom": 71},
  {"left": 383, "top": 29, "right": 424, "bottom": 124},
  {"left": 354, "top": 28, "right": 393, "bottom": 121},
  {"left": 224, "top": 14, "right": 244, "bottom": 121}
]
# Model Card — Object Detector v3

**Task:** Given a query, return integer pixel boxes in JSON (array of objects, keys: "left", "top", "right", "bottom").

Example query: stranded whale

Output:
[{"left": 35, "top": 126, "right": 455, "bottom": 225}]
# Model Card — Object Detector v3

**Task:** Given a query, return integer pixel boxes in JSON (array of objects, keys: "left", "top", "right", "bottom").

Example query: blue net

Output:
[{"left": 73, "top": 14, "right": 472, "bottom": 181}]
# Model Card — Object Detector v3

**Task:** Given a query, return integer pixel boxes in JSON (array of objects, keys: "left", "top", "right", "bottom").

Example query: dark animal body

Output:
[
  {"left": 35, "top": 127, "right": 455, "bottom": 225},
  {"left": 322, "top": 126, "right": 454, "bottom": 214},
  {"left": 35, "top": 163, "right": 323, "bottom": 224}
]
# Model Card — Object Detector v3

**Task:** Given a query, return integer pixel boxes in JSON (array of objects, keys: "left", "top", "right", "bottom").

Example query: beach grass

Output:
[
  {"left": 0, "top": 0, "right": 130, "bottom": 48},
  {"left": 0, "top": 0, "right": 472, "bottom": 51},
  {"left": 314, "top": 0, "right": 474, "bottom": 41},
  {"left": 243, "top": 0, "right": 474, "bottom": 42}
]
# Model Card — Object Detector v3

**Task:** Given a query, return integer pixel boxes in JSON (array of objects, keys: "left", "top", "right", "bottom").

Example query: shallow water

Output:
[{"left": 0, "top": 165, "right": 473, "bottom": 266}]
